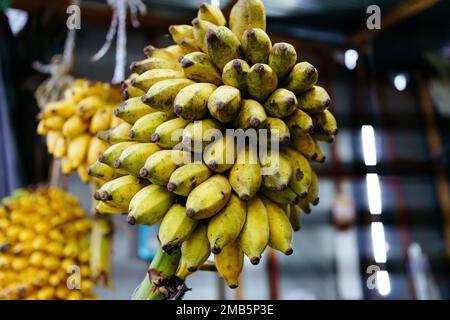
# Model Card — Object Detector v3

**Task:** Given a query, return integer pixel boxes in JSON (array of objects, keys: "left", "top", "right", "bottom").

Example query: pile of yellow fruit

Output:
[{"left": 0, "top": 187, "right": 95, "bottom": 300}]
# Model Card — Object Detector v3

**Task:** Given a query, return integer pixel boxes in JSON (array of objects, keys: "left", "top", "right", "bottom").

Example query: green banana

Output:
[
  {"left": 95, "top": 175, "right": 146, "bottom": 211},
  {"left": 263, "top": 88, "right": 297, "bottom": 118},
  {"left": 179, "top": 223, "right": 210, "bottom": 272},
  {"left": 192, "top": 18, "right": 217, "bottom": 53},
  {"left": 268, "top": 42, "right": 297, "bottom": 81},
  {"left": 173, "top": 83, "right": 217, "bottom": 120},
  {"left": 208, "top": 194, "right": 247, "bottom": 254},
  {"left": 203, "top": 135, "right": 236, "bottom": 173},
  {"left": 222, "top": 59, "right": 249, "bottom": 93},
  {"left": 180, "top": 52, "right": 222, "bottom": 85},
  {"left": 207, "top": 85, "right": 241, "bottom": 123},
  {"left": 246, "top": 63, "right": 278, "bottom": 102},
  {"left": 141, "top": 79, "right": 195, "bottom": 113},
  {"left": 228, "top": 146, "right": 261, "bottom": 201},
  {"left": 198, "top": 2, "right": 226, "bottom": 26},
  {"left": 232, "top": 99, "right": 267, "bottom": 130},
  {"left": 283, "top": 62, "right": 318, "bottom": 95},
  {"left": 182, "top": 118, "right": 224, "bottom": 151},
  {"left": 167, "top": 162, "right": 212, "bottom": 196},
  {"left": 151, "top": 117, "right": 191, "bottom": 148},
  {"left": 127, "top": 184, "right": 175, "bottom": 225},
  {"left": 130, "top": 57, "right": 182, "bottom": 74},
  {"left": 214, "top": 241, "right": 243, "bottom": 289},
  {"left": 263, "top": 198, "right": 293, "bottom": 255},
  {"left": 311, "top": 109, "right": 338, "bottom": 136},
  {"left": 242, "top": 28, "right": 271, "bottom": 64},
  {"left": 140, "top": 150, "right": 192, "bottom": 186},
  {"left": 98, "top": 141, "right": 138, "bottom": 168},
  {"left": 260, "top": 151, "right": 292, "bottom": 191},
  {"left": 114, "top": 143, "right": 161, "bottom": 177},
  {"left": 265, "top": 117, "right": 291, "bottom": 144},
  {"left": 97, "top": 122, "right": 132, "bottom": 144},
  {"left": 204, "top": 26, "right": 242, "bottom": 70},
  {"left": 128, "top": 112, "right": 175, "bottom": 143},
  {"left": 229, "top": 0, "right": 266, "bottom": 41},
  {"left": 131, "top": 69, "right": 185, "bottom": 92},
  {"left": 297, "top": 86, "right": 331, "bottom": 114},
  {"left": 261, "top": 185, "right": 299, "bottom": 205},
  {"left": 159, "top": 204, "right": 198, "bottom": 254},
  {"left": 114, "top": 97, "right": 155, "bottom": 124},
  {"left": 281, "top": 148, "right": 311, "bottom": 198},
  {"left": 186, "top": 175, "right": 231, "bottom": 219},
  {"left": 286, "top": 109, "right": 314, "bottom": 137},
  {"left": 87, "top": 160, "right": 122, "bottom": 181},
  {"left": 239, "top": 195, "right": 269, "bottom": 264}
]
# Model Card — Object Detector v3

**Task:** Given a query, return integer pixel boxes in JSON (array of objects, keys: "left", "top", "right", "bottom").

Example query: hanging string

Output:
[{"left": 91, "top": 0, "right": 146, "bottom": 84}]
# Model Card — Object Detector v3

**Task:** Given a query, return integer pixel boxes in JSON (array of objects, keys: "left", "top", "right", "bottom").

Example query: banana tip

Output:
[
  {"left": 300, "top": 192, "right": 308, "bottom": 199},
  {"left": 250, "top": 118, "right": 260, "bottom": 128},
  {"left": 211, "top": 246, "right": 221, "bottom": 254},
  {"left": 187, "top": 266, "right": 197, "bottom": 272},
  {"left": 100, "top": 191, "right": 111, "bottom": 201},
  {"left": 279, "top": 43, "right": 288, "bottom": 51},
  {"left": 127, "top": 215, "right": 136, "bottom": 225},
  {"left": 180, "top": 58, "right": 194, "bottom": 68},
  {"left": 285, "top": 248, "right": 294, "bottom": 255},
  {"left": 129, "top": 61, "right": 136, "bottom": 71},
  {"left": 312, "top": 197, "right": 320, "bottom": 206},
  {"left": 113, "top": 107, "right": 120, "bottom": 116},
  {"left": 186, "top": 208, "right": 195, "bottom": 218},
  {"left": 139, "top": 167, "right": 148, "bottom": 178},
  {"left": 240, "top": 194, "right": 250, "bottom": 202},
  {"left": 167, "top": 182, "right": 177, "bottom": 192},
  {"left": 215, "top": 101, "right": 226, "bottom": 111},
  {"left": 278, "top": 184, "right": 287, "bottom": 191},
  {"left": 128, "top": 130, "right": 135, "bottom": 138},
  {"left": 254, "top": 64, "right": 264, "bottom": 74},
  {"left": 113, "top": 159, "right": 121, "bottom": 168},
  {"left": 229, "top": 284, "right": 239, "bottom": 289},
  {"left": 250, "top": 257, "right": 260, "bottom": 265},
  {"left": 151, "top": 133, "right": 160, "bottom": 142},
  {"left": 208, "top": 161, "right": 218, "bottom": 170},
  {"left": 191, "top": 18, "right": 199, "bottom": 25},
  {"left": 98, "top": 153, "right": 105, "bottom": 162},
  {"left": 293, "top": 197, "right": 300, "bottom": 205},
  {"left": 93, "top": 191, "right": 101, "bottom": 200},
  {"left": 282, "top": 136, "right": 290, "bottom": 144},
  {"left": 174, "top": 105, "right": 182, "bottom": 115}
]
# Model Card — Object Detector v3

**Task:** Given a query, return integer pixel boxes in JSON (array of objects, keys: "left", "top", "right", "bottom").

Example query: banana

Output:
[
  {"left": 179, "top": 223, "right": 210, "bottom": 272},
  {"left": 207, "top": 194, "right": 246, "bottom": 254},
  {"left": 114, "top": 143, "right": 161, "bottom": 177},
  {"left": 283, "top": 62, "right": 318, "bottom": 95},
  {"left": 182, "top": 118, "right": 224, "bottom": 151},
  {"left": 97, "top": 122, "right": 132, "bottom": 144},
  {"left": 127, "top": 184, "right": 175, "bottom": 225},
  {"left": 61, "top": 156, "right": 73, "bottom": 174},
  {"left": 114, "top": 97, "right": 155, "bottom": 124},
  {"left": 205, "top": 26, "right": 242, "bottom": 70},
  {"left": 246, "top": 63, "right": 278, "bottom": 102},
  {"left": 291, "top": 135, "right": 326, "bottom": 163},
  {"left": 297, "top": 86, "right": 331, "bottom": 114},
  {"left": 186, "top": 175, "right": 231, "bottom": 219},
  {"left": 88, "top": 160, "right": 120, "bottom": 181},
  {"left": 263, "top": 88, "right": 297, "bottom": 118},
  {"left": 298, "top": 197, "right": 311, "bottom": 214},
  {"left": 67, "top": 134, "right": 90, "bottom": 168},
  {"left": 131, "top": 69, "right": 185, "bottom": 92},
  {"left": 242, "top": 28, "right": 271, "bottom": 64},
  {"left": 207, "top": 85, "right": 241, "bottom": 123},
  {"left": 281, "top": 148, "right": 311, "bottom": 198},
  {"left": 228, "top": 146, "right": 261, "bottom": 201},
  {"left": 261, "top": 185, "right": 299, "bottom": 205},
  {"left": 53, "top": 135, "right": 67, "bottom": 158},
  {"left": 121, "top": 76, "right": 146, "bottom": 100},
  {"left": 268, "top": 42, "right": 297, "bottom": 81},
  {"left": 180, "top": 52, "right": 222, "bottom": 85},
  {"left": 175, "top": 256, "right": 191, "bottom": 281},
  {"left": 222, "top": 59, "right": 249, "bottom": 93},
  {"left": 239, "top": 195, "right": 269, "bottom": 264},
  {"left": 167, "top": 162, "right": 212, "bottom": 196},
  {"left": 260, "top": 151, "right": 292, "bottom": 191},
  {"left": 151, "top": 117, "right": 191, "bottom": 148},
  {"left": 89, "top": 107, "right": 113, "bottom": 133},
  {"left": 164, "top": 45, "right": 187, "bottom": 60},
  {"left": 110, "top": 114, "right": 124, "bottom": 128},
  {"left": 95, "top": 175, "right": 146, "bottom": 210},
  {"left": 168, "top": 24, "right": 195, "bottom": 45},
  {"left": 159, "top": 204, "right": 198, "bottom": 254},
  {"left": 128, "top": 112, "right": 175, "bottom": 142},
  {"left": 76, "top": 96, "right": 103, "bottom": 120},
  {"left": 311, "top": 109, "right": 338, "bottom": 136},
  {"left": 86, "top": 136, "right": 108, "bottom": 165},
  {"left": 307, "top": 169, "right": 319, "bottom": 205},
  {"left": 263, "top": 198, "right": 293, "bottom": 255},
  {"left": 266, "top": 117, "right": 291, "bottom": 144},
  {"left": 77, "top": 162, "right": 90, "bottom": 183},
  {"left": 98, "top": 141, "right": 138, "bottom": 168},
  {"left": 40, "top": 116, "right": 64, "bottom": 131},
  {"left": 288, "top": 204, "right": 301, "bottom": 231},
  {"left": 140, "top": 150, "right": 192, "bottom": 186},
  {"left": 95, "top": 201, "right": 125, "bottom": 215},
  {"left": 232, "top": 99, "right": 267, "bottom": 130},
  {"left": 61, "top": 115, "right": 88, "bottom": 138},
  {"left": 40, "top": 100, "right": 76, "bottom": 119},
  {"left": 214, "top": 241, "right": 243, "bottom": 289},
  {"left": 312, "top": 131, "right": 335, "bottom": 143},
  {"left": 229, "top": 0, "right": 266, "bottom": 41},
  {"left": 143, "top": 45, "right": 179, "bottom": 62},
  {"left": 179, "top": 37, "right": 201, "bottom": 53},
  {"left": 198, "top": 3, "right": 226, "bottom": 26},
  {"left": 192, "top": 18, "right": 216, "bottom": 53},
  {"left": 173, "top": 83, "right": 217, "bottom": 120},
  {"left": 141, "top": 79, "right": 195, "bottom": 113},
  {"left": 203, "top": 134, "right": 236, "bottom": 173},
  {"left": 130, "top": 57, "right": 182, "bottom": 74},
  {"left": 286, "top": 109, "right": 314, "bottom": 137},
  {"left": 37, "top": 121, "right": 48, "bottom": 135}
]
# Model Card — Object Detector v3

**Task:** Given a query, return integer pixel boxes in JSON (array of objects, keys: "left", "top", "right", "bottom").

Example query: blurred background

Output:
[{"left": 1, "top": 0, "right": 450, "bottom": 299}]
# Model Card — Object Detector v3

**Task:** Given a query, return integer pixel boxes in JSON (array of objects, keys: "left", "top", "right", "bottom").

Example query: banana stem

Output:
[{"left": 199, "top": 261, "right": 217, "bottom": 272}]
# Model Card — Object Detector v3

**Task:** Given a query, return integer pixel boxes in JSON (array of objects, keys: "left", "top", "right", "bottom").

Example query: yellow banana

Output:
[
  {"left": 151, "top": 117, "right": 191, "bottom": 148},
  {"left": 198, "top": 3, "right": 226, "bottom": 26},
  {"left": 283, "top": 62, "right": 318, "bottom": 95},
  {"left": 281, "top": 148, "right": 311, "bottom": 198},
  {"left": 77, "top": 162, "right": 90, "bottom": 183},
  {"left": 266, "top": 117, "right": 291, "bottom": 144},
  {"left": 214, "top": 241, "right": 243, "bottom": 289},
  {"left": 311, "top": 109, "right": 338, "bottom": 136},
  {"left": 178, "top": 223, "right": 210, "bottom": 272},
  {"left": 40, "top": 100, "right": 76, "bottom": 119},
  {"left": 95, "top": 175, "right": 146, "bottom": 210},
  {"left": 307, "top": 169, "right": 319, "bottom": 205},
  {"left": 98, "top": 141, "right": 138, "bottom": 168},
  {"left": 261, "top": 185, "right": 299, "bottom": 205},
  {"left": 173, "top": 83, "right": 217, "bottom": 120},
  {"left": 141, "top": 79, "right": 195, "bottom": 113},
  {"left": 62, "top": 115, "right": 88, "bottom": 138},
  {"left": 61, "top": 156, "right": 74, "bottom": 174},
  {"left": 67, "top": 134, "right": 90, "bottom": 168},
  {"left": 263, "top": 88, "right": 297, "bottom": 118},
  {"left": 95, "top": 201, "right": 125, "bottom": 215},
  {"left": 291, "top": 135, "right": 326, "bottom": 163},
  {"left": 40, "top": 116, "right": 65, "bottom": 131},
  {"left": 121, "top": 76, "right": 146, "bottom": 100},
  {"left": 88, "top": 160, "right": 121, "bottom": 181},
  {"left": 167, "top": 162, "right": 212, "bottom": 196},
  {"left": 222, "top": 59, "right": 249, "bottom": 93},
  {"left": 180, "top": 52, "right": 222, "bottom": 85},
  {"left": 168, "top": 24, "right": 195, "bottom": 44},
  {"left": 229, "top": 0, "right": 266, "bottom": 41},
  {"left": 143, "top": 45, "right": 179, "bottom": 62},
  {"left": 207, "top": 85, "right": 241, "bottom": 123},
  {"left": 203, "top": 134, "right": 236, "bottom": 173},
  {"left": 268, "top": 42, "right": 297, "bottom": 81},
  {"left": 140, "top": 150, "right": 191, "bottom": 186},
  {"left": 114, "top": 143, "right": 161, "bottom": 177},
  {"left": 286, "top": 109, "right": 314, "bottom": 137},
  {"left": 297, "top": 86, "right": 331, "bottom": 114},
  {"left": 76, "top": 96, "right": 103, "bottom": 120},
  {"left": 89, "top": 107, "right": 113, "bottom": 133},
  {"left": 130, "top": 57, "right": 182, "bottom": 74},
  {"left": 263, "top": 198, "right": 293, "bottom": 255},
  {"left": 228, "top": 146, "right": 261, "bottom": 201},
  {"left": 87, "top": 137, "right": 108, "bottom": 166},
  {"left": 233, "top": 99, "right": 267, "bottom": 130},
  {"left": 242, "top": 28, "right": 271, "bottom": 64},
  {"left": 131, "top": 69, "right": 185, "bottom": 92},
  {"left": 128, "top": 111, "right": 175, "bottom": 142},
  {"left": 246, "top": 63, "right": 278, "bottom": 102},
  {"left": 114, "top": 97, "right": 155, "bottom": 124},
  {"left": 97, "top": 122, "right": 132, "bottom": 144},
  {"left": 260, "top": 151, "right": 292, "bottom": 191},
  {"left": 204, "top": 26, "right": 242, "bottom": 70},
  {"left": 182, "top": 118, "right": 224, "bottom": 151},
  {"left": 288, "top": 204, "right": 301, "bottom": 231},
  {"left": 53, "top": 135, "right": 67, "bottom": 158},
  {"left": 192, "top": 18, "right": 217, "bottom": 53}
]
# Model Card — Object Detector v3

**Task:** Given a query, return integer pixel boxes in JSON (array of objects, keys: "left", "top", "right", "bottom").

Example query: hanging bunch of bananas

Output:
[
  {"left": 37, "top": 79, "right": 123, "bottom": 182},
  {"left": 90, "top": 0, "right": 337, "bottom": 293},
  {"left": 0, "top": 187, "right": 95, "bottom": 300}
]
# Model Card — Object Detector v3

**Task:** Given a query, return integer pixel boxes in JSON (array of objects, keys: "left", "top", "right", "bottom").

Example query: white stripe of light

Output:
[
  {"left": 366, "top": 173, "right": 382, "bottom": 214},
  {"left": 371, "top": 222, "right": 387, "bottom": 263},
  {"left": 361, "top": 125, "right": 377, "bottom": 166},
  {"left": 377, "top": 270, "right": 391, "bottom": 296}
]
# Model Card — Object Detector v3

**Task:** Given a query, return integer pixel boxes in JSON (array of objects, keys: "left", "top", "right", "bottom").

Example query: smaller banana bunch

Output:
[
  {"left": 37, "top": 79, "right": 122, "bottom": 182},
  {"left": 0, "top": 187, "right": 95, "bottom": 300},
  {"left": 90, "top": 0, "right": 338, "bottom": 292}
]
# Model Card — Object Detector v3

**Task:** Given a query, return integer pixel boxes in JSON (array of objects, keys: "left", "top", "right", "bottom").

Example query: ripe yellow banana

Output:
[
  {"left": 297, "top": 86, "right": 331, "bottom": 114},
  {"left": 143, "top": 45, "right": 179, "bottom": 62},
  {"left": 222, "top": 59, "right": 249, "bottom": 93},
  {"left": 89, "top": 107, "right": 113, "bottom": 133},
  {"left": 263, "top": 197, "right": 293, "bottom": 255},
  {"left": 186, "top": 175, "right": 231, "bottom": 219},
  {"left": 207, "top": 85, "right": 241, "bottom": 123},
  {"left": 288, "top": 204, "right": 301, "bottom": 231},
  {"left": 97, "top": 122, "right": 133, "bottom": 145},
  {"left": 214, "top": 241, "right": 243, "bottom": 289},
  {"left": 53, "top": 135, "right": 67, "bottom": 158},
  {"left": 283, "top": 62, "right": 318, "bottom": 95},
  {"left": 232, "top": 99, "right": 267, "bottom": 130},
  {"left": 239, "top": 195, "right": 269, "bottom": 264},
  {"left": 114, "top": 97, "right": 155, "bottom": 124},
  {"left": 62, "top": 115, "right": 88, "bottom": 138},
  {"left": 192, "top": 18, "right": 217, "bottom": 53},
  {"left": 141, "top": 79, "right": 194, "bottom": 113},
  {"left": 130, "top": 57, "right": 182, "bottom": 74},
  {"left": 40, "top": 116, "right": 65, "bottom": 131},
  {"left": 121, "top": 76, "right": 146, "bottom": 100},
  {"left": 228, "top": 146, "right": 261, "bottom": 201},
  {"left": 95, "top": 175, "right": 146, "bottom": 210},
  {"left": 127, "top": 184, "right": 175, "bottom": 225},
  {"left": 114, "top": 143, "right": 161, "bottom": 177},
  {"left": 229, "top": 0, "right": 266, "bottom": 41},
  {"left": 260, "top": 151, "right": 292, "bottom": 191},
  {"left": 128, "top": 111, "right": 174, "bottom": 143},
  {"left": 77, "top": 162, "right": 90, "bottom": 183},
  {"left": 268, "top": 42, "right": 297, "bottom": 81},
  {"left": 151, "top": 117, "right": 191, "bottom": 148},
  {"left": 88, "top": 160, "right": 121, "bottom": 181},
  {"left": 265, "top": 117, "right": 291, "bottom": 144},
  {"left": 178, "top": 223, "right": 210, "bottom": 273},
  {"left": 94, "top": 201, "right": 125, "bottom": 215},
  {"left": 263, "top": 88, "right": 297, "bottom": 118},
  {"left": 242, "top": 28, "right": 271, "bottom": 64},
  {"left": 208, "top": 194, "right": 246, "bottom": 254},
  {"left": 291, "top": 135, "right": 326, "bottom": 163},
  {"left": 281, "top": 147, "right": 311, "bottom": 198},
  {"left": 198, "top": 3, "right": 226, "bottom": 26},
  {"left": 307, "top": 169, "right": 319, "bottom": 205},
  {"left": 203, "top": 134, "right": 236, "bottom": 173},
  {"left": 167, "top": 162, "right": 212, "bottom": 196},
  {"left": 311, "top": 109, "right": 338, "bottom": 136},
  {"left": 169, "top": 24, "right": 195, "bottom": 44},
  {"left": 98, "top": 141, "right": 138, "bottom": 169},
  {"left": 67, "top": 134, "right": 90, "bottom": 168},
  {"left": 261, "top": 185, "right": 299, "bottom": 205},
  {"left": 286, "top": 109, "right": 314, "bottom": 137},
  {"left": 180, "top": 52, "right": 222, "bottom": 86},
  {"left": 173, "top": 83, "right": 217, "bottom": 120},
  {"left": 246, "top": 63, "right": 278, "bottom": 102},
  {"left": 87, "top": 137, "right": 108, "bottom": 166},
  {"left": 182, "top": 118, "right": 224, "bottom": 151},
  {"left": 131, "top": 69, "right": 185, "bottom": 92},
  {"left": 159, "top": 204, "right": 198, "bottom": 254},
  {"left": 76, "top": 96, "right": 103, "bottom": 120},
  {"left": 204, "top": 26, "right": 242, "bottom": 71},
  {"left": 40, "top": 100, "right": 76, "bottom": 119},
  {"left": 140, "top": 150, "right": 191, "bottom": 186}
]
